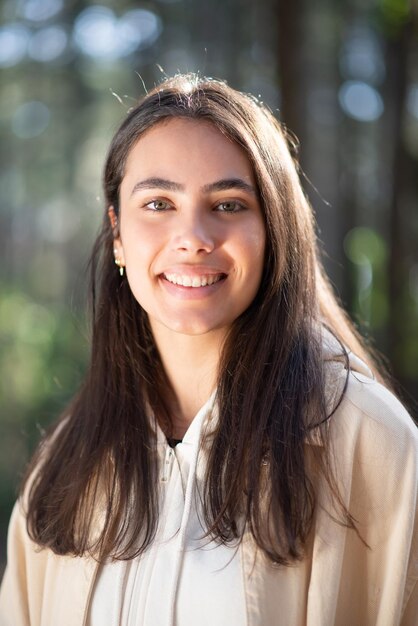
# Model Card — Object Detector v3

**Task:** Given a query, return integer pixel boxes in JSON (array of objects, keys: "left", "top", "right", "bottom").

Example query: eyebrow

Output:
[{"left": 130, "top": 177, "right": 257, "bottom": 197}]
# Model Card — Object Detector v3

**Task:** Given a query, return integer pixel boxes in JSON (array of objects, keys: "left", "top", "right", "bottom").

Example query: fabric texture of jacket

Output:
[{"left": 0, "top": 351, "right": 417, "bottom": 626}]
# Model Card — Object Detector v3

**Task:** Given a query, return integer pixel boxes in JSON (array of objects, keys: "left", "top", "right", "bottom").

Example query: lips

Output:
[{"left": 163, "top": 272, "right": 226, "bottom": 287}]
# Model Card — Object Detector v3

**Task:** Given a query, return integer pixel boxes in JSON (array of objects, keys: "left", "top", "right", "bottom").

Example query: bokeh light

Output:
[
  {"left": 37, "top": 196, "right": 81, "bottom": 243},
  {"left": 344, "top": 227, "right": 387, "bottom": 267},
  {"left": 0, "top": 23, "right": 29, "bottom": 67},
  {"left": 119, "top": 9, "right": 162, "bottom": 52},
  {"left": 12, "top": 101, "right": 51, "bottom": 139},
  {"left": 18, "top": 0, "right": 64, "bottom": 22},
  {"left": 73, "top": 6, "right": 162, "bottom": 60},
  {"left": 28, "top": 25, "right": 68, "bottom": 62},
  {"left": 338, "top": 81, "right": 384, "bottom": 122},
  {"left": 340, "top": 25, "right": 385, "bottom": 84},
  {"left": 344, "top": 227, "right": 388, "bottom": 328}
]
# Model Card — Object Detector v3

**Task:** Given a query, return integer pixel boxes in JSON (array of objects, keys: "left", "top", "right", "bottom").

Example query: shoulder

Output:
[
  {"left": 333, "top": 369, "right": 417, "bottom": 454},
  {"left": 320, "top": 329, "right": 417, "bottom": 452},
  {"left": 320, "top": 344, "right": 417, "bottom": 527},
  {"left": 324, "top": 366, "right": 417, "bottom": 540},
  {"left": 0, "top": 499, "right": 49, "bottom": 624},
  {"left": 0, "top": 497, "right": 98, "bottom": 626},
  {"left": 310, "top": 367, "right": 418, "bottom": 625}
]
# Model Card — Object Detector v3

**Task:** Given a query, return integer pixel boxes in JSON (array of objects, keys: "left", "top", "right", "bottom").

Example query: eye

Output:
[
  {"left": 145, "top": 199, "right": 172, "bottom": 211},
  {"left": 215, "top": 201, "right": 245, "bottom": 213}
]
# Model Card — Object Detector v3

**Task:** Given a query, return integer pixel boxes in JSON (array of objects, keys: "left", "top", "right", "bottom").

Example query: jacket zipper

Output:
[{"left": 161, "top": 446, "right": 175, "bottom": 483}]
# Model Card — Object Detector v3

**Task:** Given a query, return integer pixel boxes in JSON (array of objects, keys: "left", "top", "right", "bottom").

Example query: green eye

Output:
[
  {"left": 147, "top": 200, "right": 171, "bottom": 211},
  {"left": 217, "top": 201, "right": 242, "bottom": 212}
]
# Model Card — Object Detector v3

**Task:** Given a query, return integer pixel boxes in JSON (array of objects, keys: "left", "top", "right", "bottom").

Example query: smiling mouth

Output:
[{"left": 162, "top": 273, "right": 226, "bottom": 287}]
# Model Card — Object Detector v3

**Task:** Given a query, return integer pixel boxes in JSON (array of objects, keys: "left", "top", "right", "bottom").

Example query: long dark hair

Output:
[{"left": 23, "top": 74, "right": 384, "bottom": 564}]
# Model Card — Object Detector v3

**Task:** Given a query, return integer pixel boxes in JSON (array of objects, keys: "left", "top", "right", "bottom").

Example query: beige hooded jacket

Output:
[{"left": 0, "top": 355, "right": 417, "bottom": 626}]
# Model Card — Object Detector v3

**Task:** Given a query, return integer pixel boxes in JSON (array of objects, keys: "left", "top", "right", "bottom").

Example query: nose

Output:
[{"left": 171, "top": 212, "right": 215, "bottom": 254}]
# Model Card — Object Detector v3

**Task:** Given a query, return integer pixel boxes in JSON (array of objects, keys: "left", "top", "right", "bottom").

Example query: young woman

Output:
[{"left": 0, "top": 74, "right": 417, "bottom": 626}]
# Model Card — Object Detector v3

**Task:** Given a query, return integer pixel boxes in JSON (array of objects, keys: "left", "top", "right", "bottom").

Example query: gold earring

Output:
[{"left": 113, "top": 249, "right": 124, "bottom": 276}]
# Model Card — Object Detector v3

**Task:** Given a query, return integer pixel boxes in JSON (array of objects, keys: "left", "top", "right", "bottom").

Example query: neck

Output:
[{"left": 150, "top": 324, "right": 226, "bottom": 438}]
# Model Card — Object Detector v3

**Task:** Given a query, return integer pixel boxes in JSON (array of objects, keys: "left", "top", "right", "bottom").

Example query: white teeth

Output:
[{"left": 164, "top": 273, "right": 223, "bottom": 287}]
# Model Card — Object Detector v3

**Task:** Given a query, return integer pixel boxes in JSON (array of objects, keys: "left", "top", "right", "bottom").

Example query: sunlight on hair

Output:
[{"left": 182, "top": 80, "right": 194, "bottom": 94}]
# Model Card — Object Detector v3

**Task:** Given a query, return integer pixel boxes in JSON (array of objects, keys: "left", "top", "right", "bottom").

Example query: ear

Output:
[
  {"left": 108, "top": 206, "right": 125, "bottom": 267},
  {"left": 108, "top": 205, "right": 119, "bottom": 236}
]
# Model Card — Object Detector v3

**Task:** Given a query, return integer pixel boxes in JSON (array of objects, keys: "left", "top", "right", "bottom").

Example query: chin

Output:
[
  {"left": 167, "top": 322, "right": 226, "bottom": 336},
  {"left": 157, "top": 314, "right": 232, "bottom": 337}
]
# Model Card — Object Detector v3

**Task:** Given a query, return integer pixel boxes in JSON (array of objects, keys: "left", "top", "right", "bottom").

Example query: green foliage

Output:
[
  {"left": 377, "top": 0, "right": 411, "bottom": 37},
  {"left": 0, "top": 283, "right": 88, "bottom": 536},
  {"left": 344, "top": 227, "right": 389, "bottom": 330},
  {"left": 0, "top": 285, "right": 88, "bottom": 420}
]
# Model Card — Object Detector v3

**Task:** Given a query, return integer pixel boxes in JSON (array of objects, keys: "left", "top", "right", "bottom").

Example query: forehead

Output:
[{"left": 122, "top": 118, "right": 256, "bottom": 184}]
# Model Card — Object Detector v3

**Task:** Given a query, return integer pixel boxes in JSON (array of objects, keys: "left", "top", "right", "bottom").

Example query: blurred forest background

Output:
[{"left": 1, "top": 0, "right": 418, "bottom": 570}]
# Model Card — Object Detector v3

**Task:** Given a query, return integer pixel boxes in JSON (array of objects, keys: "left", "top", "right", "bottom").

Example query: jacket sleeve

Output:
[
  {"left": 402, "top": 580, "right": 418, "bottom": 626},
  {"left": 0, "top": 500, "right": 46, "bottom": 626},
  {"left": 401, "top": 493, "right": 418, "bottom": 626},
  {"left": 329, "top": 373, "right": 418, "bottom": 626}
]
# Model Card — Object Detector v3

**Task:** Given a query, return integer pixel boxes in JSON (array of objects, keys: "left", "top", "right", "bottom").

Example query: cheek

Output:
[
  {"left": 250, "top": 229, "right": 267, "bottom": 295},
  {"left": 242, "top": 224, "right": 266, "bottom": 271},
  {"left": 121, "top": 225, "right": 155, "bottom": 266}
]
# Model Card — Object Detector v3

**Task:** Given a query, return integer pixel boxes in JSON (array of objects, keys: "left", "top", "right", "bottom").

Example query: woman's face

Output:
[{"left": 113, "top": 118, "right": 266, "bottom": 340}]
